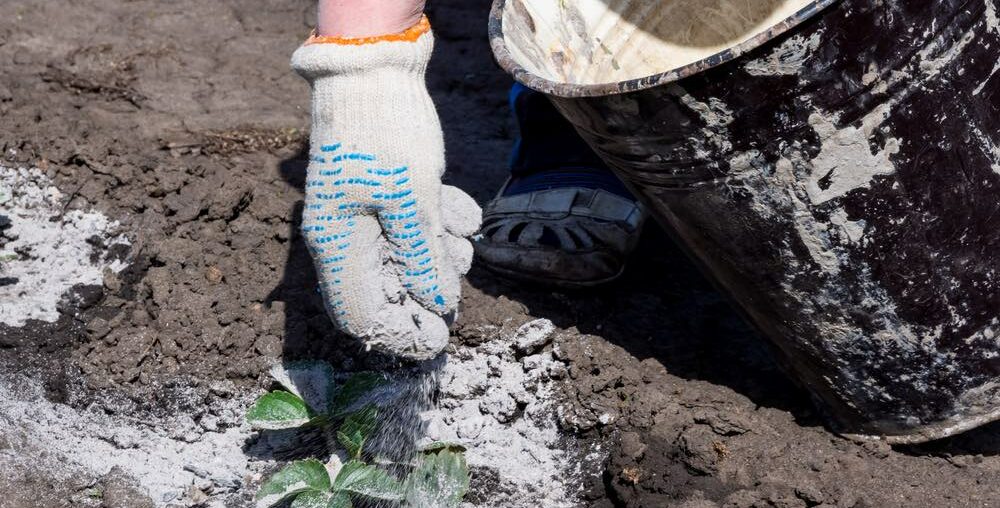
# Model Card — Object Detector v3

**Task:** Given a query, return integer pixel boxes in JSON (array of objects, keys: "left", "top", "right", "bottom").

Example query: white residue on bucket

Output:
[
  {"left": 743, "top": 31, "right": 822, "bottom": 76},
  {"left": 803, "top": 105, "right": 900, "bottom": 206},
  {"left": 0, "top": 164, "right": 130, "bottom": 327}
]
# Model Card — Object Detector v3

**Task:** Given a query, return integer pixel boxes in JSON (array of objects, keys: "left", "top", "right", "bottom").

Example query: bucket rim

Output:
[{"left": 488, "top": 0, "right": 841, "bottom": 98}]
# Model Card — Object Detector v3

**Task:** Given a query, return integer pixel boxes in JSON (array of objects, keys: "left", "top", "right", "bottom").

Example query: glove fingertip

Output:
[
  {"left": 445, "top": 235, "right": 474, "bottom": 276},
  {"left": 441, "top": 185, "right": 483, "bottom": 237}
]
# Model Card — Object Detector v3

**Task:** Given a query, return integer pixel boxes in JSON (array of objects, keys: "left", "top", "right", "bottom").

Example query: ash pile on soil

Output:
[
  {"left": 0, "top": 371, "right": 257, "bottom": 507},
  {"left": 0, "top": 164, "right": 130, "bottom": 326},
  {"left": 257, "top": 317, "right": 600, "bottom": 508},
  {"left": 418, "top": 318, "right": 599, "bottom": 507}
]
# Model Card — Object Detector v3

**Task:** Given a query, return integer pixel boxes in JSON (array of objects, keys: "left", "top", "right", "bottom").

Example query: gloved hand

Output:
[{"left": 292, "top": 18, "right": 481, "bottom": 360}]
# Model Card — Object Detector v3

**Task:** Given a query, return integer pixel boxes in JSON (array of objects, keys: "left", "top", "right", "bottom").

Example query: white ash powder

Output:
[
  {"left": 0, "top": 373, "right": 256, "bottom": 506},
  {"left": 418, "top": 319, "right": 591, "bottom": 508},
  {"left": 0, "top": 164, "right": 130, "bottom": 326}
]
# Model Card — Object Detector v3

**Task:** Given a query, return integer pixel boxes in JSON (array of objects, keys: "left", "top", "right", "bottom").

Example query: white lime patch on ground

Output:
[
  {"left": 419, "top": 319, "right": 599, "bottom": 508},
  {"left": 0, "top": 165, "right": 131, "bottom": 326},
  {"left": 0, "top": 373, "right": 257, "bottom": 506}
]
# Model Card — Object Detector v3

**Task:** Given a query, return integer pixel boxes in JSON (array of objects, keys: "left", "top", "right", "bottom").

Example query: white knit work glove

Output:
[{"left": 291, "top": 19, "right": 481, "bottom": 360}]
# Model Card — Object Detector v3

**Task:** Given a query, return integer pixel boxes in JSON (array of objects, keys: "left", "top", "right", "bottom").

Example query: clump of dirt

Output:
[
  {"left": 162, "top": 127, "right": 307, "bottom": 158},
  {"left": 1, "top": 0, "right": 998, "bottom": 507}
]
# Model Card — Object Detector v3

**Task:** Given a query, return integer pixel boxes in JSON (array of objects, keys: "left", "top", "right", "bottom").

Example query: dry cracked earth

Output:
[{"left": 0, "top": 0, "right": 998, "bottom": 507}]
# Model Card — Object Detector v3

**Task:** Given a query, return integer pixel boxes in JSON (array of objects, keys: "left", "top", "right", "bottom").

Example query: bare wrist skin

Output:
[{"left": 317, "top": 0, "right": 426, "bottom": 38}]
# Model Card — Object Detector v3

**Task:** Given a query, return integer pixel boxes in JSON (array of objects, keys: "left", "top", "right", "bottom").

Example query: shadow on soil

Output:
[{"left": 467, "top": 224, "right": 823, "bottom": 425}]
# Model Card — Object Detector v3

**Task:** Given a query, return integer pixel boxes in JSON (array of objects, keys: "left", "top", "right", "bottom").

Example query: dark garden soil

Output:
[{"left": 0, "top": 0, "right": 997, "bottom": 506}]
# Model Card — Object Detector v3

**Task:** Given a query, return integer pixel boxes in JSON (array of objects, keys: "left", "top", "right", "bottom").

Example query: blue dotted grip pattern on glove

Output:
[{"left": 302, "top": 142, "right": 447, "bottom": 329}]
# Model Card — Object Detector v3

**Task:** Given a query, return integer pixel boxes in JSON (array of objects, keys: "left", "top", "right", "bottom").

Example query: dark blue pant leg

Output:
[{"left": 506, "top": 83, "right": 633, "bottom": 199}]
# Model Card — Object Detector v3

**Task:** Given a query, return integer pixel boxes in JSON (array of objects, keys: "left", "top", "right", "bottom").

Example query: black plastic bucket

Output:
[{"left": 489, "top": 0, "right": 1000, "bottom": 443}]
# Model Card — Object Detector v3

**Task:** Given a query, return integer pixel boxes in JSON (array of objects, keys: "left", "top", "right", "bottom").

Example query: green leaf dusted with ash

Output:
[
  {"left": 269, "top": 361, "right": 336, "bottom": 414},
  {"left": 327, "top": 491, "right": 352, "bottom": 508},
  {"left": 405, "top": 449, "right": 470, "bottom": 507},
  {"left": 331, "top": 372, "right": 388, "bottom": 416},
  {"left": 419, "top": 441, "right": 468, "bottom": 454},
  {"left": 247, "top": 391, "right": 313, "bottom": 430},
  {"left": 289, "top": 490, "right": 352, "bottom": 508},
  {"left": 337, "top": 404, "right": 378, "bottom": 459},
  {"left": 332, "top": 460, "right": 404, "bottom": 502},
  {"left": 328, "top": 491, "right": 352, "bottom": 508},
  {"left": 289, "top": 491, "right": 328, "bottom": 508},
  {"left": 256, "top": 459, "right": 331, "bottom": 508}
]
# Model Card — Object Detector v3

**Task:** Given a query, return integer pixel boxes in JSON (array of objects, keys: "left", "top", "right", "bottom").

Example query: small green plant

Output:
[
  {"left": 83, "top": 487, "right": 104, "bottom": 500},
  {"left": 249, "top": 362, "right": 470, "bottom": 508},
  {"left": 403, "top": 443, "right": 471, "bottom": 507}
]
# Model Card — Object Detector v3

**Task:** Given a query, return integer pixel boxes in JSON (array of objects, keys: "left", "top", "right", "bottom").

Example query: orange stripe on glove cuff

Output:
[{"left": 306, "top": 15, "right": 431, "bottom": 46}]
